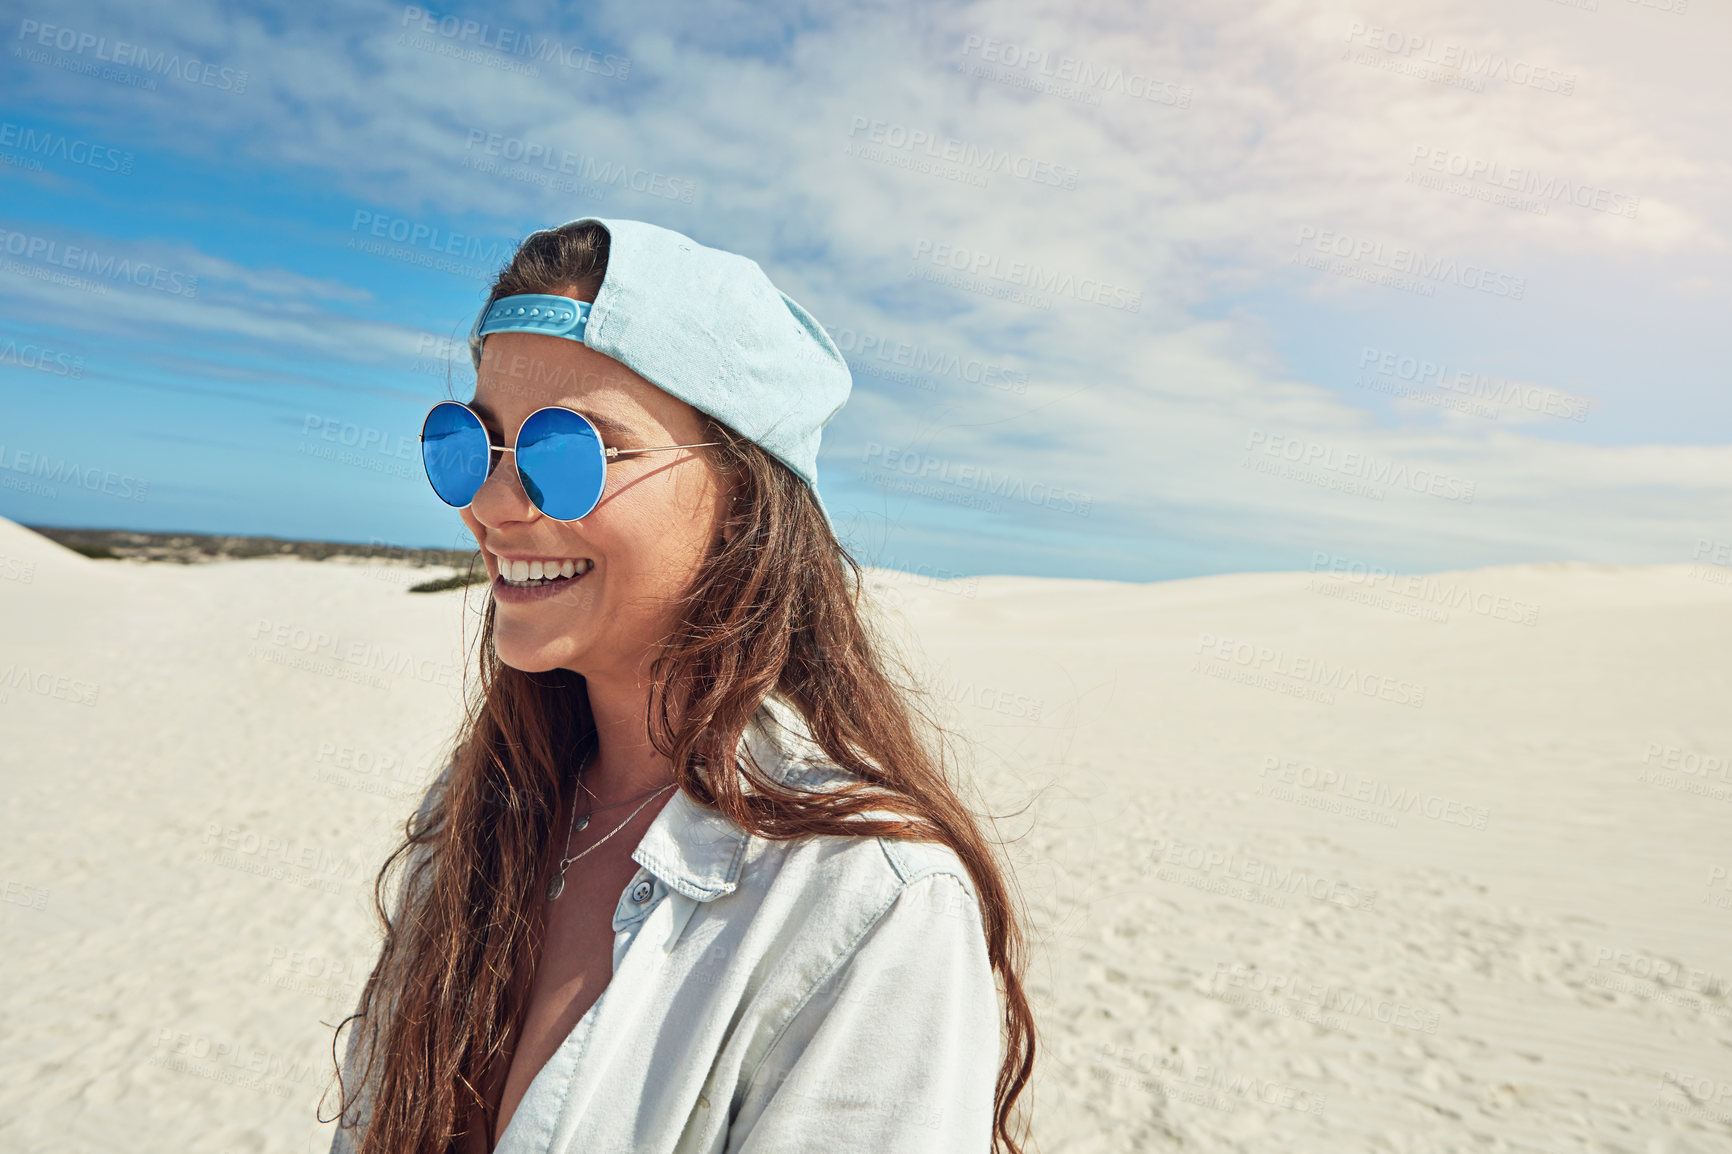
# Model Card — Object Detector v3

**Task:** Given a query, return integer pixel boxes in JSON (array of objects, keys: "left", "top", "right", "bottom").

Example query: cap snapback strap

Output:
[{"left": 476, "top": 293, "right": 592, "bottom": 344}]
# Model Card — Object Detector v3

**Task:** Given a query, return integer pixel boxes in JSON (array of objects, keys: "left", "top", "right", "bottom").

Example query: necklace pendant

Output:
[{"left": 546, "top": 872, "right": 566, "bottom": 901}]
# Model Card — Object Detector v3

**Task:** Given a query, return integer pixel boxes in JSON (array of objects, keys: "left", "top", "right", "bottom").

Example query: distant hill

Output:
[{"left": 21, "top": 524, "right": 477, "bottom": 568}]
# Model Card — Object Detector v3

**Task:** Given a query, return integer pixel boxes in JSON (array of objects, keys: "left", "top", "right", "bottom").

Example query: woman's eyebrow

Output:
[{"left": 464, "top": 398, "right": 643, "bottom": 441}]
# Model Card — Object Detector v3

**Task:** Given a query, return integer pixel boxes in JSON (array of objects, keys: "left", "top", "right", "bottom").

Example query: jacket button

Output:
[{"left": 631, "top": 879, "right": 654, "bottom": 903}]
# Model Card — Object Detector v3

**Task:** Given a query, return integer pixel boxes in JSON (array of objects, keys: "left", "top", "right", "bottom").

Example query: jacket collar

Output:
[{"left": 630, "top": 695, "right": 832, "bottom": 903}]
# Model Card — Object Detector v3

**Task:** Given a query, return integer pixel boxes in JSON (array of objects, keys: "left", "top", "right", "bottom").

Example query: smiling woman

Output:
[{"left": 321, "top": 218, "right": 1036, "bottom": 1154}]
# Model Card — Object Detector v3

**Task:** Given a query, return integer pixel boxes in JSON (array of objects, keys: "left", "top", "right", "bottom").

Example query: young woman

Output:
[{"left": 323, "top": 217, "right": 1035, "bottom": 1153}]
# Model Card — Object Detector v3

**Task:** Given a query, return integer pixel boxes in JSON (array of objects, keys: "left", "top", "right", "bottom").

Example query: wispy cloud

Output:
[{"left": 1, "top": 0, "right": 1727, "bottom": 574}]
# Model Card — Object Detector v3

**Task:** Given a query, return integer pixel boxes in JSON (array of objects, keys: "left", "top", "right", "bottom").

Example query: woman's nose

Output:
[{"left": 468, "top": 448, "right": 539, "bottom": 525}]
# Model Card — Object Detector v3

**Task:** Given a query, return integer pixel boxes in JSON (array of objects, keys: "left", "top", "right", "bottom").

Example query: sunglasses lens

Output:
[
  {"left": 421, "top": 402, "right": 490, "bottom": 507},
  {"left": 516, "top": 407, "right": 606, "bottom": 520}
]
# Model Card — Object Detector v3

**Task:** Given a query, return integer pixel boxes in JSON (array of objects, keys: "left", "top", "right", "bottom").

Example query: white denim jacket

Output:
[{"left": 328, "top": 697, "right": 1001, "bottom": 1153}]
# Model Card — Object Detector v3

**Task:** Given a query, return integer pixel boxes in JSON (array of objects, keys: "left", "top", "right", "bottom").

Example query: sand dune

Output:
[{"left": 2, "top": 515, "right": 1728, "bottom": 1152}]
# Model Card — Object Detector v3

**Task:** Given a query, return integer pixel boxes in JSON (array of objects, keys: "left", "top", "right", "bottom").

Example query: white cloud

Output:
[{"left": 6, "top": 0, "right": 1730, "bottom": 573}]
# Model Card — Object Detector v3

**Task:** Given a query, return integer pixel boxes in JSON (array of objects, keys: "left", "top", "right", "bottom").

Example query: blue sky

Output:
[{"left": 1, "top": 0, "right": 1728, "bottom": 581}]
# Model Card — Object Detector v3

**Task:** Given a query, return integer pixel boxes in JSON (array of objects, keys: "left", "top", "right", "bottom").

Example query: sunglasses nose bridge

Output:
[
  {"left": 460, "top": 418, "right": 534, "bottom": 513},
  {"left": 474, "top": 442, "right": 539, "bottom": 514}
]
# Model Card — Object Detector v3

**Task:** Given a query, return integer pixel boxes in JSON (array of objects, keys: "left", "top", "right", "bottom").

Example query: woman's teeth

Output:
[{"left": 495, "top": 557, "right": 595, "bottom": 585}]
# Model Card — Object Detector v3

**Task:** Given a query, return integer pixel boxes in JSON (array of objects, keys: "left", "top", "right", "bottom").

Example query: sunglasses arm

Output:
[
  {"left": 415, "top": 437, "right": 722, "bottom": 460},
  {"left": 604, "top": 441, "right": 722, "bottom": 459}
]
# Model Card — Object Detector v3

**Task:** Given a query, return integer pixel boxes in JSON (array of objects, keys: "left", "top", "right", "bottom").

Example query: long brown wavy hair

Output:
[{"left": 322, "top": 222, "right": 1037, "bottom": 1152}]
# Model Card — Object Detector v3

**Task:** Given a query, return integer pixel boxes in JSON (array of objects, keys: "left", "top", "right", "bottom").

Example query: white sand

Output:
[{"left": 2, "top": 515, "right": 1729, "bottom": 1152}]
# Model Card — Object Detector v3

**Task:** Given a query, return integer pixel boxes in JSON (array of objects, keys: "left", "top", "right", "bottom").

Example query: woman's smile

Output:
[{"left": 486, "top": 548, "right": 599, "bottom": 603}]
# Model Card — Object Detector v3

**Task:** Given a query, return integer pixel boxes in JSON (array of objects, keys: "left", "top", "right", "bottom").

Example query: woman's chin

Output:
[{"left": 490, "top": 631, "right": 590, "bottom": 675}]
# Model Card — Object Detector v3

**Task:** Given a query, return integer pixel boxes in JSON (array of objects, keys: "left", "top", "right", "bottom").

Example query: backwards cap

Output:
[{"left": 468, "top": 217, "right": 851, "bottom": 523}]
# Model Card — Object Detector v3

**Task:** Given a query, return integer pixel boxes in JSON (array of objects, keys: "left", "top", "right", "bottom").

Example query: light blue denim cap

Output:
[{"left": 467, "top": 217, "right": 850, "bottom": 524}]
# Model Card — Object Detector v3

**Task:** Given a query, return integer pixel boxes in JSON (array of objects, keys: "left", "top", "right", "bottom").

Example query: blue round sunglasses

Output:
[{"left": 419, "top": 400, "right": 720, "bottom": 522}]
